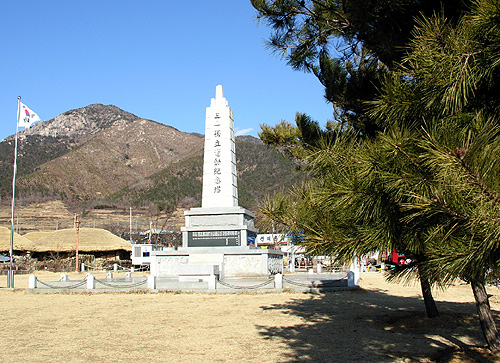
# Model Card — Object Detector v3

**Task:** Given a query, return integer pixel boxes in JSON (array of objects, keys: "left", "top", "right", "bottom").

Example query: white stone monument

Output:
[
  {"left": 202, "top": 84, "right": 238, "bottom": 209},
  {"left": 182, "top": 85, "right": 256, "bottom": 248},
  {"left": 150, "top": 85, "right": 283, "bottom": 280}
]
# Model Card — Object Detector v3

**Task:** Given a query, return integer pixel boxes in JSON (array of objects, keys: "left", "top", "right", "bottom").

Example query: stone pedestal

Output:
[{"left": 151, "top": 247, "right": 283, "bottom": 278}]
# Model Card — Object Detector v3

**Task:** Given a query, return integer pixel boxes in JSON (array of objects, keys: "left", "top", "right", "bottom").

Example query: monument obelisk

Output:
[
  {"left": 150, "top": 86, "right": 282, "bottom": 280},
  {"left": 202, "top": 85, "right": 238, "bottom": 208},
  {"left": 181, "top": 85, "right": 257, "bottom": 248}
]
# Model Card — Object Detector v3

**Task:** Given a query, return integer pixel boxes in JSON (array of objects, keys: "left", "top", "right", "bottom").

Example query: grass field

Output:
[{"left": 0, "top": 271, "right": 499, "bottom": 362}]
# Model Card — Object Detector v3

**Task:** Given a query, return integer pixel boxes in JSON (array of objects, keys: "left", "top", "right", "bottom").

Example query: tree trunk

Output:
[
  {"left": 419, "top": 270, "right": 440, "bottom": 318},
  {"left": 471, "top": 279, "right": 500, "bottom": 352},
  {"left": 416, "top": 256, "right": 440, "bottom": 318}
]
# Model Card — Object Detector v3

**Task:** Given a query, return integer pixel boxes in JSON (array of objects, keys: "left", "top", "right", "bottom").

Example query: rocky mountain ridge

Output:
[
  {"left": 0, "top": 103, "right": 303, "bottom": 233},
  {"left": 21, "top": 118, "right": 204, "bottom": 200},
  {"left": 8, "top": 104, "right": 142, "bottom": 141}
]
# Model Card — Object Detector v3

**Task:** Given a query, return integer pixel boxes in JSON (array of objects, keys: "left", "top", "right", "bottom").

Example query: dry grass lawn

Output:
[{"left": 1, "top": 271, "right": 499, "bottom": 362}]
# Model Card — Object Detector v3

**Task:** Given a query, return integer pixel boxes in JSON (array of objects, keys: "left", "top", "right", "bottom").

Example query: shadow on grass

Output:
[{"left": 257, "top": 287, "right": 500, "bottom": 363}]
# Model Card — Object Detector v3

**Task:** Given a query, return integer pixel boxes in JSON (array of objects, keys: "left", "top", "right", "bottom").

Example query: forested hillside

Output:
[{"left": 110, "top": 137, "right": 304, "bottom": 211}]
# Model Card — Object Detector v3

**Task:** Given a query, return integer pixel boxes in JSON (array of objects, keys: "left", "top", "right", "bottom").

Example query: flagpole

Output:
[{"left": 8, "top": 96, "right": 21, "bottom": 288}]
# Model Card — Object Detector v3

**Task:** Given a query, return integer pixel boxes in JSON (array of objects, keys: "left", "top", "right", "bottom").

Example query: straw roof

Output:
[
  {"left": 23, "top": 231, "right": 55, "bottom": 242},
  {"left": 0, "top": 227, "right": 37, "bottom": 252},
  {"left": 28, "top": 228, "right": 132, "bottom": 253}
]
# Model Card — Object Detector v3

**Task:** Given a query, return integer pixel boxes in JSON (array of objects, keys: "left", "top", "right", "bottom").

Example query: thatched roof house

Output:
[
  {"left": 1, "top": 227, "right": 131, "bottom": 260},
  {"left": 27, "top": 228, "right": 132, "bottom": 253},
  {"left": 23, "top": 231, "right": 54, "bottom": 242},
  {"left": 0, "top": 227, "right": 37, "bottom": 252}
]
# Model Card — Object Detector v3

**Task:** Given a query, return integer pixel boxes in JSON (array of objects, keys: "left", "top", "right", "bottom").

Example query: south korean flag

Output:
[{"left": 18, "top": 102, "right": 41, "bottom": 128}]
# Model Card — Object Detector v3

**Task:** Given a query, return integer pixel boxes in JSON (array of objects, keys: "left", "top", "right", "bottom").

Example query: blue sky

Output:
[{"left": 0, "top": 1, "right": 333, "bottom": 141}]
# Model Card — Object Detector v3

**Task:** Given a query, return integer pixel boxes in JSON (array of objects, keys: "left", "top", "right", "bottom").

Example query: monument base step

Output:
[{"left": 178, "top": 264, "right": 219, "bottom": 282}]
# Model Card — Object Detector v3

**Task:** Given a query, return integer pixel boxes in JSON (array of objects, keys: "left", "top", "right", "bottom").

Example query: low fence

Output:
[
  {"left": 27, "top": 271, "right": 358, "bottom": 292},
  {"left": 29, "top": 272, "right": 152, "bottom": 291}
]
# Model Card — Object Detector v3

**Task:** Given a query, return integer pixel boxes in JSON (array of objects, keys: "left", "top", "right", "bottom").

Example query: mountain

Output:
[
  {"left": 0, "top": 104, "right": 142, "bottom": 197},
  {"left": 0, "top": 104, "right": 303, "bottom": 220},
  {"left": 19, "top": 118, "right": 203, "bottom": 201}
]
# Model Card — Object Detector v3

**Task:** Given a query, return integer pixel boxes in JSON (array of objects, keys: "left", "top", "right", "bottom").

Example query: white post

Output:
[
  {"left": 81, "top": 262, "right": 85, "bottom": 271},
  {"left": 107, "top": 272, "right": 113, "bottom": 279},
  {"left": 86, "top": 273, "right": 95, "bottom": 290},
  {"left": 60, "top": 273, "right": 69, "bottom": 281},
  {"left": 349, "top": 261, "right": 360, "bottom": 286},
  {"left": 208, "top": 274, "right": 216, "bottom": 290},
  {"left": 29, "top": 274, "right": 37, "bottom": 288},
  {"left": 274, "top": 273, "right": 283, "bottom": 290},
  {"left": 148, "top": 275, "right": 156, "bottom": 290},
  {"left": 125, "top": 272, "right": 131, "bottom": 280},
  {"left": 113, "top": 263, "right": 118, "bottom": 272},
  {"left": 347, "top": 271, "right": 356, "bottom": 287}
]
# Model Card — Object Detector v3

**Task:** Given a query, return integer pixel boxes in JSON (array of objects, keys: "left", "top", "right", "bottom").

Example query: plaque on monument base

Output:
[{"left": 181, "top": 206, "right": 257, "bottom": 248}]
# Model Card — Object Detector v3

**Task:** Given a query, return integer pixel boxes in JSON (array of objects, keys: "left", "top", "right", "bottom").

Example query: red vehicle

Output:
[{"left": 392, "top": 250, "right": 407, "bottom": 265}]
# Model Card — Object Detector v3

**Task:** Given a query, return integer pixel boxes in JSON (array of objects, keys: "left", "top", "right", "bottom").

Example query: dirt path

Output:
[{"left": 0, "top": 272, "right": 499, "bottom": 362}]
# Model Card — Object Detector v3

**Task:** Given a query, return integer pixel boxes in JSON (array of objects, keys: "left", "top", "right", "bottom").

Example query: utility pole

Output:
[
  {"left": 75, "top": 216, "right": 80, "bottom": 272},
  {"left": 129, "top": 207, "right": 132, "bottom": 244}
]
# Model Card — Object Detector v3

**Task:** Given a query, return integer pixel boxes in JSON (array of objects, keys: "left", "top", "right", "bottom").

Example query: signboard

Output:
[
  {"left": 257, "top": 234, "right": 285, "bottom": 245},
  {"left": 187, "top": 230, "right": 241, "bottom": 247}
]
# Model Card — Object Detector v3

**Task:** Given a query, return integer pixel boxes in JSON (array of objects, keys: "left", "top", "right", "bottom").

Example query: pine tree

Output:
[
  {"left": 259, "top": 123, "right": 441, "bottom": 317},
  {"left": 368, "top": 0, "right": 500, "bottom": 350},
  {"left": 251, "top": 0, "right": 468, "bottom": 137},
  {"left": 255, "top": 0, "right": 500, "bottom": 351}
]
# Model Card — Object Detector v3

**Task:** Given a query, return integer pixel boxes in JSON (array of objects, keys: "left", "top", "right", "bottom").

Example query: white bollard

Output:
[
  {"left": 125, "top": 272, "right": 132, "bottom": 280},
  {"left": 81, "top": 262, "right": 86, "bottom": 272},
  {"left": 114, "top": 263, "right": 118, "bottom": 272},
  {"left": 308, "top": 268, "right": 314, "bottom": 275},
  {"left": 274, "top": 273, "right": 283, "bottom": 290},
  {"left": 380, "top": 262, "right": 385, "bottom": 272},
  {"left": 316, "top": 264, "right": 322, "bottom": 274},
  {"left": 107, "top": 272, "right": 113, "bottom": 279},
  {"left": 208, "top": 274, "right": 216, "bottom": 291},
  {"left": 29, "top": 274, "right": 37, "bottom": 288},
  {"left": 86, "top": 273, "right": 95, "bottom": 290},
  {"left": 60, "top": 273, "right": 69, "bottom": 281},
  {"left": 148, "top": 275, "right": 156, "bottom": 290},
  {"left": 350, "top": 262, "right": 361, "bottom": 285},
  {"left": 130, "top": 266, "right": 135, "bottom": 273},
  {"left": 347, "top": 271, "right": 355, "bottom": 287}
]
